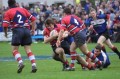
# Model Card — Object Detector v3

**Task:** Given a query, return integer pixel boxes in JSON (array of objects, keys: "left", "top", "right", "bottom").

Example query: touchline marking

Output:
[{"left": 0, "top": 52, "right": 115, "bottom": 62}]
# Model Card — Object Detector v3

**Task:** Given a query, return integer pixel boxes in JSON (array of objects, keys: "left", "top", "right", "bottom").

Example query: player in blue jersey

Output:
[
  {"left": 86, "top": 44, "right": 110, "bottom": 68},
  {"left": 86, "top": 8, "right": 120, "bottom": 59}
]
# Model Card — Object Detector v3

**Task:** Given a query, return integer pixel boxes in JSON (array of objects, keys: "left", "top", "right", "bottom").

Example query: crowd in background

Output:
[{"left": 0, "top": 0, "right": 120, "bottom": 42}]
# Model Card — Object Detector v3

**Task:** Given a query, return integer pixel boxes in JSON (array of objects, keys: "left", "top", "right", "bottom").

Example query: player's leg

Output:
[
  {"left": 97, "top": 35, "right": 107, "bottom": 52},
  {"left": 23, "top": 28, "right": 37, "bottom": 73},
  {"left": 52, "top": 53, "right": 63, "bottom": 62},
  {"left": 11, "top": 28, "right": 24, "bottom": 73},
  {"left": 12, "top": 46, "right": 24, "bottom": 73},
  {"left": 24, "top": 45, "right": 37, "bottom": 73},
  {"left": 69, "top": 41, "right": 77, "bottom": 70},
  {"left": 61, "top": 40, "right": 92, "bottom": 70},
  {"left": 105, "top": 39, "right": 120, "bottom": 59},
  {"left": 73, "top": 30, "right": 103, "bottom": 70},
  {"left": 51, "top": 45, "right": 69, "bottom": 71},
  {"left": 55, "top": 47, "right": 69, "bottom": 70},
  {"left": 79, "top": 43, "right": 103, "bottom": 70},
  {"left": 76, "top": 54, "right": 94, "bottom": 70}
]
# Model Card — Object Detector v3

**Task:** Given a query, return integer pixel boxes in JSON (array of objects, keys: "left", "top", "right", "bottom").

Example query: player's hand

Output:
[
  {"left": 56, "top": 40, "right": 60, "bottom": 47},
  {"left": 62, "top": 31, "right": 69, "bottom": 38},
  {"left": 31, "top": 30, "right": 35, "bottom": 35},
  {"left": 107, "top": 26, "right": 111, "bottom": 30},
  {"left": 88, "top": 25, "right": 94, "bottom": 31}
]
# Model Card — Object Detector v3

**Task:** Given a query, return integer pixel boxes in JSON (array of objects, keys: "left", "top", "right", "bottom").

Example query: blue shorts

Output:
[
  {"left": 64, "top": 36, "right": 74, "bottom": 44},
  {"left": 73, "top": 29, "right": 86, "bottom": 47},
  {"left": 11, "top": 27, "right": 32, "bottom": 46}
]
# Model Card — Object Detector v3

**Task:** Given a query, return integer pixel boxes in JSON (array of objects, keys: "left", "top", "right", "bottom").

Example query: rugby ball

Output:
[{"left": 50, "top": 30, "right": 58, "bottom": 37}]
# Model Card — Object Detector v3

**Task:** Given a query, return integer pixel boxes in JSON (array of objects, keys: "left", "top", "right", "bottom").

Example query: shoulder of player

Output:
[
  {"left": 43, "top": 28, "right": 50, "bottom": 34},
  {"left": 97, "top": 14, "right": 108, "bottom": 19},
  {"left": 5, "top": 7, "right": 22, "bottom": 13},
  {"left": 56, "top": 24, "right": 61, "bottom": 27},
  {"left": 62, "top": 15, "right": 71, "bottom": 20}
]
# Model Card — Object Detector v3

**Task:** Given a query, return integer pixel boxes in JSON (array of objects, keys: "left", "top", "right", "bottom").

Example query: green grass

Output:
[{"left": 0, "top": 42, "right": 120, "bottom": 79}]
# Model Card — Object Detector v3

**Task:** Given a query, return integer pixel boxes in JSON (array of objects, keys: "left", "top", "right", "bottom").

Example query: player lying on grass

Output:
[{"left": 86, "top": 44, "right": 111, "bottom": 69}]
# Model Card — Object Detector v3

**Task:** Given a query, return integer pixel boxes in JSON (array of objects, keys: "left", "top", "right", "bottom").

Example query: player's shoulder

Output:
[
  {"left": 43, "top": 28, "right": 50, "bottom": 34},
  {"left": 97, "top": 14, "right": 107, "bottom": 19},
  {"left": 56, "top": 24, "right": 61, "bottom": 27},
  {"left": 63, "top": 15, "right": 71, "bottom": 20}
]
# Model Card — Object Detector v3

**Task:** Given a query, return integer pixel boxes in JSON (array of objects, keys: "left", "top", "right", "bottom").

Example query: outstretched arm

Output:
[{"left": 3, "top": 27, "right": 8, "bottom": 38}]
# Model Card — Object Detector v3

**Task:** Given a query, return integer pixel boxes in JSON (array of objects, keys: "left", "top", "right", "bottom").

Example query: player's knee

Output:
[
  {"left": 55, "top": 48, "right": 64, "bottom": 54},
  {"left": 52, "top": 54, "right": 61, "bottom": 61},
  {"left": 96, "top": 43, "right": 102, "bottom": 47}
]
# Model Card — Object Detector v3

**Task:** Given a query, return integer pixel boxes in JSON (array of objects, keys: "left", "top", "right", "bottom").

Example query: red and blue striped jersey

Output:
[
  {"left": 2, "top": 7, "right": 36, "bottom": 29},
  {"left": 61, "top": 15, "right": 86, "bottom": 35}
]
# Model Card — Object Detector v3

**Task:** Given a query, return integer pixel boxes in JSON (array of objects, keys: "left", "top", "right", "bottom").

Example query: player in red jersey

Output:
[
  {"left": 44, "top": 18, "right": 94, "bottom": 70},
  {"left": 56, "top": 8, "right": 103, "bottom": 70},
  {"left": 43, "top": 18, "right": 70, "bottom": 71},
  {"left": 44, "top": 18, "right": 95, "bottom": 71},
  {"left": 2, "top": 0, "right": 37, "bottom": 73}
]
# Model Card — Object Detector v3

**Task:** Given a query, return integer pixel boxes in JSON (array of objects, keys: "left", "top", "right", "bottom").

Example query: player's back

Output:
[
  {"left": 4, "top": 7, "right": 33, "bottom": 29},
  {"left": 6, "top": 7, "right": 28, "bottom": 20}
]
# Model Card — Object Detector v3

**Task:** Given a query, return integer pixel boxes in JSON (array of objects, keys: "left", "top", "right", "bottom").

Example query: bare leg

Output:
[
  {"left": 79, "top": 43, "right": 102, "bottom": 69},
  {"left": 105, "top": 39, "right": 120, "bottom": 58},
  {"left": 12, "top": 46, "right": 24, "bottom": 73},
  {"left": 24, "top": 45, "right": 37, "bottom": 73}
]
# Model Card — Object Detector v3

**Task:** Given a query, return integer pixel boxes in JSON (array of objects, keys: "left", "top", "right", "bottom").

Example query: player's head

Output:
[
  {"left": 8, "top": 0, "right": 16, "bottom": 8},
  {"left": 63, "top": 8, "right": 71, "bottom": 16},
  {"left": 94, "top": 44, "right": 102, "bottom": 56},
  {"left": 44, "top": 18, "right": 55, "bottom": 31},
  {"left": 51, "top": 14, "right": 60, "bottom": 24},
  {"left": 90, "top": 8, "right": 97, "bottom": 18}
]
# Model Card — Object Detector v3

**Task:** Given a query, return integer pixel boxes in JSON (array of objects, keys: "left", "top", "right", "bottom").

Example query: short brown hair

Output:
[
  {"left": 90, "top": 8, "right": 96, "bottom": 13},
  {"left": 95, "top": 44, "right": 102, "bottom": 51},
  {"left": 63, "top": 8, "right": 71, "bottom": 14},
  {"left": 44, "top": 18, "right": 55, "bottom": 27}
]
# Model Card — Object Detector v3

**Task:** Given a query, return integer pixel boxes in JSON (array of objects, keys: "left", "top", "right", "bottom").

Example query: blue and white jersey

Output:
[
  {"left": 92, "top": 50, "right": 111, "bottom": 68},
  {"left": 86, "top": 14, "right": 109, "bottom": 34}
]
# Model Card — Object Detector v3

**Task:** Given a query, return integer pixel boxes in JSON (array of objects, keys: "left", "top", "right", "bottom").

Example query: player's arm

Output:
[
  {"left": 56, "top": 29, "right": 64, "bottom": 47},
  {"left": 56, "top": 20, "right": 66, "bottom": 47},
  {"left": 43, "top": 30, "right": 58, "bottom": 43},
  {"left": 2, "top": 12, "right": 10, "bottom": 38},
  {"left": 24, "top": 8, "right": 36, "bottom": 35},
  {"left": 3, "top": 27, "right": 8, "bottom": 38},
  {"left": 106, "top": 14, "right": 111, "bottom": 29},
  {"left": 30, "top": 20, "right": 36, "bottom": 35},
  {"left": 44, "top": 35, "right": 58, "bottom": 44},
  {"left": 44, "top": 36, "right": 56, "bottom": 44}
]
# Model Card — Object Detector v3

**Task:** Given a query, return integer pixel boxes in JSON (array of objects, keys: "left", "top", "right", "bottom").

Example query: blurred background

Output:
[{"left": 0, "top": 0, "right": 120, "bottom": 43}]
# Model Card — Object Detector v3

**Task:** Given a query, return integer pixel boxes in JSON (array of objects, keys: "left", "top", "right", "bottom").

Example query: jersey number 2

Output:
[{"left": 17, "top": 14, "right": 23, "bottom": 23}]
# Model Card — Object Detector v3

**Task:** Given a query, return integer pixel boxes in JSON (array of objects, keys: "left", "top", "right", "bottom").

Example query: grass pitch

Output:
[{"left": 0, "top": 42, "right": 120, "bottom": 79}]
